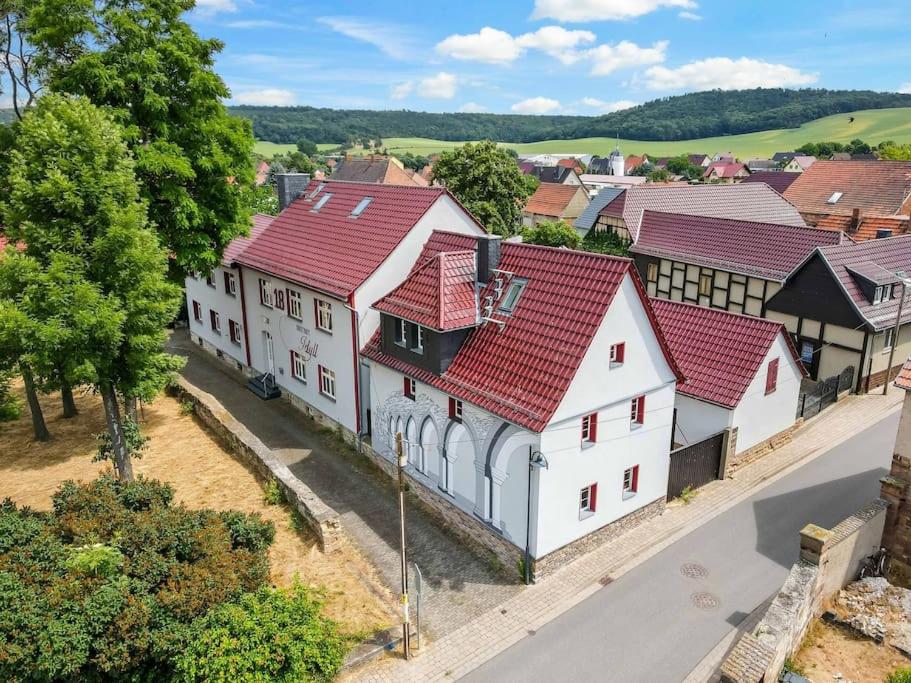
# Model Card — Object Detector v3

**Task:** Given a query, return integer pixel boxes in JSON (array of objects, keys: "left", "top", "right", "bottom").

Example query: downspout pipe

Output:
[{"left": 345, "top": 293, "right": 366, "bottom": 452}]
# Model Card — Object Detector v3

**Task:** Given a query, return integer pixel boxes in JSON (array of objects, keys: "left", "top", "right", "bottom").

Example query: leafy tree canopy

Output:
[
  {"left": 522, "top": 220, "right": 581, "bottom": 248},
  {"left": 296, "top": 137, "right": 318, "bottom": 155},
  {"left": 23, "top": 0, "right": 255, "bottom": 275},
  {"left": 431, "top": 140, "right": 531, "bottom": 236}
]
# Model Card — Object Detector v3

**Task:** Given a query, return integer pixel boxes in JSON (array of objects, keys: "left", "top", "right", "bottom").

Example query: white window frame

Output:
[
  {"left": 414, "top": 326, "right": 425, "bottom": 353},
  {"left": 259, "top": 278, "right": 273, "bottom": 307},
  {"left": 622, "top": 466, "right": 638, "bottom": 499},
  {"left": 287, "top": 289, "right": 302, "bottom": 320},
  {"left": 646, "top": 262, "right": 658, "bottom": 283},
  {"left": 404, "top": 377, "right": 416, "bottom": 400},
  {"left": 581, "top": 413, "right": 595, "bottom": 444},
  {"left": 229, "top": 320, "right": 241, "bottom": 345},
  {"left": 205, "top": 273, "right": 215, "bottom": 288},
  {"left": 579, "top": 484, "right": 595, "bottom": 519},
  {"left": 630, "top": 396, "right": 644, "bottom": 427},
  {"left": 453, "top": 399, "right": 463, "bottom": 420},
  {"left": 319, "top": 365, "right": 336, "bottom": 400},
  {"left": 225, "top": 272, "right": 237, "bottom": 296},
  {"left": 884, "top": 327, "right": 896, "bottom": 352},
  {"left": 192, "top": 300, "right": 202, "bottom": 323},
  {"left": 874, "top": 285, "right": 885, "bottom": 304},
  {"left": 291, "top": 350, "right": 307, "bottom": 382},
  {"left": 210, "top": 310, "right": 221, "bottom": 333},
  {"left": 609, "top": 342, "right": 624, "bottom": 365},
  {"left": 395, "top": 319, "right": 407, "bottom": 346},
  {"left": 316, "top": 300, "right": 333, "bottom": 333}
]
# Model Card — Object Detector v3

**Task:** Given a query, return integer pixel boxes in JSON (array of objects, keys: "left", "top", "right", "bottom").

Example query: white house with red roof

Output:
[
  {"left": 186, "top": 213, "right": 274, "bottom": 368},
  {"left": 211, "top": 176, "right": 487, "bottom": 436},
  {"left": 363, "top": 235, "right": 684, "bottom": 575},
  {"left": 651, "top": 299, "right": 806, "bottom": 458}
]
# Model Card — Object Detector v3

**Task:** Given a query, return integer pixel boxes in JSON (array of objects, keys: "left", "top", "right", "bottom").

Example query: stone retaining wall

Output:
[
  {"left": 720, "top": 499, "right": 888, "bottom": 682},
  {"left": 724, "top": 420, "right": 804, "bottom": 478},
  {"left": 169, "top": 377, "right": 346, "bottom": 554},
  {"left": 881, "top": 453, "right": 911, "bottom": 583}
]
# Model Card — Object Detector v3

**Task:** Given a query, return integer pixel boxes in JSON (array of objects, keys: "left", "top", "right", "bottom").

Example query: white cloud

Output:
[
  {"left": 419, "top": 72, "right": 457, "bottom": 99},
  {"left": 195, "top": 0, "right": 237, "bottom": 14},
  {"left": 678, "top": 10, "right": 701, "bottom": 20},
  {"left": 532, "top": 0, "right": 696, "bottom": 22},
  {"left": 588, "top": 40, "right": 667, "bottom": 75},
  {"left": 899, "top": 83, "right": 911, "bottom": 94},
  {"left": 515, "top": 26, "right": 596, "bottom": 64},
  {"left": 317, "top": 16, "right": 415, "bottom": 60},
  {"left": 643, "top": 57, "right": 818, "bottom": 91},
  {"left": 390, "top": 81, "right": 414, "bottom": 100},
  {"left": 511, "top": 97, "right": 561, "bottom": 114},
  {"left": 436, "top": 27, "right": 524, "bottom": 64},
  {"left": 232, "top": 88, "right": 296, "bottom": 106},
  {"left": 459, "top": 102, "right": 488, "bottom": 113},
  {"left": 580, "top": 97, "right": 638, "bottom": 113}
]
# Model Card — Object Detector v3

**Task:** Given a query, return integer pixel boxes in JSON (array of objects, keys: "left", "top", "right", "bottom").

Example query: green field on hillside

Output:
[
  {"left": 374, "top": 107, "right": 911, "bottom": 159},
  {"left": 253, "top": 140, "right": 337, "bottom": 156}
]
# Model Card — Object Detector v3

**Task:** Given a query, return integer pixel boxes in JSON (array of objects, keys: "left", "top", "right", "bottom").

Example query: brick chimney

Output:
[
  {"left": 849, "top": 207, "right": 862, "bottom": 234},
  {"left": 276, "top": 173, "right": 311, "bottom": 212},
  {"left": 476, "top": 234, "right": 502, "bottom": 284}
]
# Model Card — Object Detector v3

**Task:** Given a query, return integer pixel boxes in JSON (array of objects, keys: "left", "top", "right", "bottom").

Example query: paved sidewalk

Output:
[
  {"left": 168, "top": 332, "right": 521, "bottom": 640},
  {"left": 351, "top": 390, "right": 902, "bottom": 682}
]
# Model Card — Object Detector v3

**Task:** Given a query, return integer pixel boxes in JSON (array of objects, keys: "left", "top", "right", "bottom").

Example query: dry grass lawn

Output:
[
  {"left": 793, "top": 620, "right": 910, "bottom": 682},
  {"left": 0, "top": 382, "right": 395, "bottom": 636}
]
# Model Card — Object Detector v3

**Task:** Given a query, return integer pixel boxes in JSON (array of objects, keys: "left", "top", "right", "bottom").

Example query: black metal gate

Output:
[
  {"left": 667, "top": 431, "right": 724, "bottom": 500},
  {"left": 796, "top": 365, "right": 854, "bottom": 420}
]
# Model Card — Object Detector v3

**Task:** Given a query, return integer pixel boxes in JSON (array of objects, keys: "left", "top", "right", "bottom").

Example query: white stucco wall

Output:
[
  {"left": 185, "top": 267, "right": 247, "bottom": 365},
  {"left": 673, "top": 394, "right": 733, "bottom": 447},
  {"left": 730, "top": 333, "right": 803, "bottom": 452}
]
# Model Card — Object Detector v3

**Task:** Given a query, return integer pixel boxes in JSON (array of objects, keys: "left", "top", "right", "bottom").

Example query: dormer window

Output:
[
  {"left": 414, "top": 326, "right": 425, "bottom": 354},
  {"left": 312, "top": 193, "right": 332, "bottom": 211},
  {"left": 498, "top": 278, "right": 527, "bottom": 314},
  {"left": 350, "top": 197, "right": 373, "bottom": 217},
  {"left": 873, "top": 284, "right": 893, "bottom": 304},
  {"left": 826, "top": 192, "right": 844, "bottom": 204}
]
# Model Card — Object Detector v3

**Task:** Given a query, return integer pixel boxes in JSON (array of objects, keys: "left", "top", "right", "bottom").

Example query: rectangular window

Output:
[
  {"left": 209, "top": 309, "right": 221, "bottom": 334},
  {"left": 205, "top": 273, "right": 215, "bottom": 288},
  {"left": 223, "top": 271, "right": 236, "bottom": 296},
  {"left": 290, "top": 350, "right": 306, "bottom": 382},
  {"left": 647, "top": 262, "right": 658, "bottom": 283},
  {"left": 414, "top": 326, "right": 425, "bottom": 353},
  {"left": 581, "top": 413, "right": 597, "bottom": 444},
  {"left": 579, "top": 483, "right": 597, "bottom": 517},
  {"left": 287, "top": 289, "right": 302, "bottom": 320},
  {"left": 318, "top": 365, "right": 336, "bottom": 399},
  {"left": 350, "top": 196, "right": 373, "bottom": 217},
  {"left": 698, "top": 273, "right": 712, "bottom": 297},
  {"left": 630, "top": 395, "right": 645, "bottom": 427},
  {"left": 395, "top": 319, "right": 407, "bottom": 346},
  {"left": 622, "top": 466, "right": 639, "bottom": 498},
  {"left": 312, "top": 192, "right": 332, "bottom": 211},
  {"left": 765, "top": 357, "right": 779, "bottom": 395},
  {"left": 258, "top": 278, "right": 273, "bottom": 307},
  {"left": 192, "top": 300, "right": 202, "bottom": 322},
  {"left": 315, "top": 299, "right": 333, "bottom": 333},
  {"left": 610, "top": 342, "right": 625, "bottom": 365},
  {"left": 884, "top": 327, "right": 896, "bottom": 351},
  {"left": 799, "top": 340, "right": 814, "bottom": 365},
  {"left": 449, "top": 397, "right": 463, "bottom": 421},
  {"left": 874, "top": 286, "right": 884, "bottom": 304},
  {"left": 229, "top": 320, "right": 241, "bottom": 345},
  {"left": 404, "top": 377, "right": 416, "bottom": 400}
]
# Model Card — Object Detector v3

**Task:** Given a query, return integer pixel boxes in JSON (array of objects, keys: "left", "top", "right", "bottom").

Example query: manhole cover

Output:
[
  {"left": 680, "top": 563, "right": 709, "bottom": 579},
  {"left": 691, "top": 591, "right": 721, "bottom": 610}
]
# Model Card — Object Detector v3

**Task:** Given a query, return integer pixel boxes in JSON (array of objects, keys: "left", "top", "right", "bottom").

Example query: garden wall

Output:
[
  {"left": 169, "top": 378, "right": 346, "bottom": 554},
  {"left": 720, "top": 499, "right": 888, "bottom": 682}
]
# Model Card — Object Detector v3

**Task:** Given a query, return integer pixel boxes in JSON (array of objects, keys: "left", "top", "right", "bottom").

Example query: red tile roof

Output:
[
  {"left": 784, "top": 160, "right": 911, "bottom": 217},
  {"left": 373, "top": 250, "right": 478, "bottom": 331},
  {"left": 365, "top": 239, "right": 683, "bottom": 431},
  {"left": 741, "top": 171, "right": 799, "bottom": 194},
  {"left": 630, "top": 211, "right": 844, "bottom": 281},
  {"left": 235, "top": 181, "right": 482, "bottom": 298},
  {"left": 524, "top": 183, "right": 584, "bottom": 217},
  {"left": 601, "top": 189, "right": 626, "bottom": 217},
  {"left": 224, "top": 213, "right": 274, "bottom": 265},
  {"left": 894, "top": 357, "right": 911, "bottom": 391},
  {"left": 704, "top": 161, "right": 747, "bottom": 179},
  {"left": 651, "top": 298, "right": 805, "bottom": 408}
]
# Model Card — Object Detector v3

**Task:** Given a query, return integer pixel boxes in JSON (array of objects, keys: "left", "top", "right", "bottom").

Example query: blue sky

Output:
[{"left": 189, "top": 0, "right": 911, "bottom": 114}]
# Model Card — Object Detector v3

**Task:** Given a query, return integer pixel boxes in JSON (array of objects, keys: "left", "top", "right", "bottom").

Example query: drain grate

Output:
[
  {"left": 680, "top": 563, "right": 709, "bottom": 579},
  {"left": 691, "top": 591, "right": 721, "bottom": 610}
]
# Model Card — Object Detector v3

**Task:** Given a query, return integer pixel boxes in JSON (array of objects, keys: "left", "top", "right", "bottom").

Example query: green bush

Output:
[
  {"left": 0, "top": 476, "right": 275, "bottom": 681},
  {"left": 263, "top": 479, "right": 284, "bottom": 505},
  {"left": 581, "top": 229, "right": 631, "bottom": 257},
  {"left": 175, "top": 584, "right": 350, "bottom": 683},
  {"left": 887, "top": 668, "right": 911, "bottom": 683},
  {"left": 0, "top": 373, "right": 20, "bottom": 422},
  {"left": 522, "top": 220, "right": 581, "bottom": 249}
]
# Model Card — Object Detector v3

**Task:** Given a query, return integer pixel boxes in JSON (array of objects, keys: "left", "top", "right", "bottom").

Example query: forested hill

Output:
[{"left": 228, "top": 89, "right": 911, "bottom": 145}]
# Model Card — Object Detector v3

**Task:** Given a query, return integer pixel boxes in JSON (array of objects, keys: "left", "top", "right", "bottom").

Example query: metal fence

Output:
[
  {"left": 797, "top": 365, "right": 854, "bottom": 420},
  {"left": 667, "top": 430, "right": 725, "bottom": 500}
]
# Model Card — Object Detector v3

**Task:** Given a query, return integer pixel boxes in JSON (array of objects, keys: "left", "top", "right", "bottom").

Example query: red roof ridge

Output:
[{"left": 642, "top": 209, "right": 842, "bottom": 240}]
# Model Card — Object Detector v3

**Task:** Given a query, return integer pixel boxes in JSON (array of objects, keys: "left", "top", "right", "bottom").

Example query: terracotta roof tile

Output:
[
  {"left": 894, "top": 357, "right": 911, "bottom": 391},
  {"left": 235, "top": 181, "right": 471, "bottom": 298},
  {"left": 630, "top": 211, "right": 843, "bottom": 281},
  {"left": 741, "top": 171, "right": 799, "bottom": 194},
  {"left": 223, "top": 213, "right": 274, "bottom": 265},
  {"left": 651, "top": 298, "right": 805, "bottom": 408},
  {"left": 365, "top": 240, "right": 683, "bottom": 431},
  {"left": 784, "top": 160, "right": 911, "bottom": 217},
  {"left": 704, "top": 161, "right": 747, "bottom": 179},
  {"left": 524, "top": 183, "right": 585, "bottom": 218}
]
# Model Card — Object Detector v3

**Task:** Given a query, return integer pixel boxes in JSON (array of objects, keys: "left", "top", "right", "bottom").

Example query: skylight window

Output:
[
  {"left": 827, "top": 191, "right": 844, "bottom": 204},
  {"left": 350, "top": 196, "right": 373, "bottom": 217},
  {"left": 312, "top": 193, "right": 332, "bottom": 211},
  {"left": 497, "top": 278, "right": 527, "bottom": 314},
  {"left": 307, "top": 182, "right": 326, "bottom": 200}
]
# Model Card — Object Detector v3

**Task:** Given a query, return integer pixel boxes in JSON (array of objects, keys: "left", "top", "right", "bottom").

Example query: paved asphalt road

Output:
[{"left": 462, "top": 412, "right": 900, "bottom": 683}]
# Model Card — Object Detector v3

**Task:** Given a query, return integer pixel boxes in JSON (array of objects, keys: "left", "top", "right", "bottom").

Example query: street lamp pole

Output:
[
  {"left": 395, "top": 432, "right": 411, "bottom": 659},
  {"left": 884, "top": 279, "right": 909, "bottom": 396},
  {"left": 524, "top": 448, "right": 548, "bottom": 585}
]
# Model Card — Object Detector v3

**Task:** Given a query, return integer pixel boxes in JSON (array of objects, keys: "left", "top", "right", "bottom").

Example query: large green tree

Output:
[
  {"left": 3, "top": 94, "right": 182, "bottom": 478},
  {"left": 432, "top": 140, "right": 532, "bottom": 236},
  {"left": 522, "top": 220, "right": 581, "bottom": 248},
  {"left": 20, "top": 0, "right": 255, "bottom": 276}
]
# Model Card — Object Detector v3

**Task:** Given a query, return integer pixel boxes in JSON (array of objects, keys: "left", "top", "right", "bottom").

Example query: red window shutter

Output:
[
  {"left": 590, "top": 483, "right": 598, "bottom": 511},
  {"left": 313, "top": 299, "right": 319, "bottom": 326},
  {"left": 616, "top": 343, "right": 625, "bottom": 363},
  {"left": 632, "top": 465, "right": 639, "bottom": 492},
  {"left": 589, "top": 412, "right": 598, "bottom": 442},
  {"left": 639, "top": 396, "right": 646, "bottom": 423},
  {"left": 209, "top": 309, "right": 216, "bottom": 328},
  {"left": 223, "top": 271, "right": 230, "bottom": 292},
  {"left": 766, "top": 358, "right": 779, "bottom": 394},
  {"left": 449, "top": 397, "right": 456, "bottom": 419}
]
